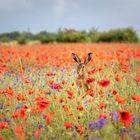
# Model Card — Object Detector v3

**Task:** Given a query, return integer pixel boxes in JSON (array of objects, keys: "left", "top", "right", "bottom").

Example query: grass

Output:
[{"left": 0, "top": 43, "right": 140, "bottom": 140}]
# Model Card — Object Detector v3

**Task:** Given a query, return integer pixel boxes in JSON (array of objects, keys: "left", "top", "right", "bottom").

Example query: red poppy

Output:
[
  {"left": 76, "top": 125, "right": 85, "bottom": 135},
  {"left": 116, "top": 95, "right": 126, "bottom": 104},
  {"left": 15, "top": 124, "right": 25, "bottom": 140},
  {"left": 34, "top": 129, "right": 42, "bottom": 138},
  {"left": 77, "top": 105, "right": 84, "bottom": 111},
  {"left": 99, "top": 113, "right": 107, "bottom": 119},
  {"left": 115, "top": 76, "right": 121, "bottom": 82},
  {"left": 88, "top": 89, "right": 94, "bottom": 97},
  {"left": 28, "top": 89, "right": 34, "bottom": 95},
  {"left": 98, "top": 79, "right": 110, "bottom": 87},
  {"left": 62, "top": 105, "right": 69, "bottom": 112},
  {"left": 47, "top": 72, "right": 55, "bottom": 76},
  {"left": 66, "top": 89, "right": 74, "bottom": 100},
  {"left": 0, "top": 121, "right": 9, "bottom": 129},
  {"left": 5, "top": 87, "right": 14, "bottom": 100},
  {"left": 87, "top": 77, "right": 95, "bottom": 83},
  {"left": 112, "top": 89, "right": 117, "bottom": 95},
  {"left": 68, "top": 112, "right": 74, "bottom": 117},
  {"left": 59, "top": 98, "right": 64, "bottom": 103},
  {"left": 119, "top": 110, "right": 132, "bottom": 127},
  {"left": 19, "top": 108, "right": 27, "bottom": 120},
  {"left": 0, "top": 135, "right": 3, "bottom": 140},
  {"left": 99, "top": 102, "right": 106, "bottom": 110},
  {"left": 64, "top": 122, "right": 72, "bottom": 129},
  {"left": 131, "top": 95, "right": 140, "bottom": 102},
  {"left": 134, "top": 77, "right": 140, "bottom": 83},
  {"left": 88, "top": 69, "right": 96, "bottom": 75},
  {"left": 34, "top": 96, "right": 50, "bottom": 113},
  {"left": 12, "top": 112, "right": 19, "bottom": 119},
  {"left": 44, "top": 112, "right": 54, "bottom": 125}
]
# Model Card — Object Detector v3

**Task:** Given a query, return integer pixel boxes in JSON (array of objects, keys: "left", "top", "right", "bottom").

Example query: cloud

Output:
[
  {"left": 52, "top": 0, "right": 79, "bottom": 19},
  {"left": 52, "top": 0, "right": 66, "bottom": 18},
  {"left": 0, "top": 0, "right": 140, "bottom": 34},
  {"left": 0, "top": 0, "right": 32, "bottom": 12}
]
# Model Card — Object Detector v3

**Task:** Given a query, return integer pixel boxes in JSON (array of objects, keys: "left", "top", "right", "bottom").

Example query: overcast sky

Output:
[{"left": 0, "top": 0, "right": 140, "bottom": 34}]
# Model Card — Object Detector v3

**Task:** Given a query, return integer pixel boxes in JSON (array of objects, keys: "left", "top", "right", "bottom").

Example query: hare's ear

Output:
[
  {"left": 71, "top": 53, "right": 81, "bottom": 64},
  {"left": 84, "top": 52, "right": 93, "bottom": 65}
]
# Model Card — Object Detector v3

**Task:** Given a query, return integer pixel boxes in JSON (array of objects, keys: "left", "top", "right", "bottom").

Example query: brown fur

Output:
[{"left": 72, "top": 52, "right": 93, "bottom": 96}]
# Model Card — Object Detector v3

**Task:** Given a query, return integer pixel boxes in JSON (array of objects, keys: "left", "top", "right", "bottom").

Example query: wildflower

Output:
[
  {"left": 98, "top": 79, "right": 110, "bottom": 87},
  {"left": 77, "top": 105, "right": 84, "bottom": 111},
  {"left": 112, "top": 89, "right": 117, "bottom": 95},
  {"left": 5, "top": 87, "right": 14, "bottom": 100},
  {"left": 34, "top": 96, "right": 50, "bottom": 113},
  {"left": 88, "top": 69, "right": 96, "bottom": 75},
  {"left": 131, "top": 133, "right": 139, "bottom": 140},
  {"left": 68, "top": 112, "right": 74, "bottom": 117},
  {"left": 64, "top": 122, "right": 72, "bottom": 129},
  {"left": 134, "top": 77, "right": 140, "bottom": 83},
  {"left": 44, "top": 112, "right": 54, "bottom": 125},
  {"left": 76, "top": 125, "right": 85, "bottom": 135},
  {"left": 47, "top": 90, "right": 51, "bottom": 95},
  {"left": 51, "top": 83, "right": 63, "bottom": 91},
  {"left": 99, "top": 102, "right": 106, "bottom": 110},
  {"left": 119, "top": 110, "right": 132, "bottom": 127},
  {"left": 0, "top": 103, "right": 3, "bottom": 110},
  {"left": 34, "top": 128, "right": 43, "bottom": 138},
  {"left": 109, "top": 112, "right": 119, "bottom": 122},
  {"left": 0, "top": 121, "right": 9, "bottom": 129},
  {"left": 87, "top": 77, "right": 95, "bottom": 83},
  {"left": 88, "top": 89, "right": 94, "bottom": 97},
  {"left": 59, "top": 98, "right": 64, "bottom": 103},
  {"left": 131, "top": 95, "right": 140, "bottom": 102},
  {"left": 28, "top": 89, "right": 34, "bottom": 95},
  {"left": 15, "top": 124, "right": 25, "bottom": 140},
  {"left": 15, "top": 105, "right": 24, "bottom": 110},
  {"left": 121, "top": 127, "right": 130, "bottom": 140},
  {"left": 62, "top": 105, "right": 69, "bottom": 112},
  {"left": 116, "top": 95, "right": 126, "bottom": 104},
  {"left": 19, "top": 108, "right": 27, "bottom": 120},
  {"left": 47, "top": 72, "right": 55, "bottom": 76},
  {"left": 115, "top": 75, "right": 121, "bottom": 82},
  {"left": 0, "top": 135, "right": 3, "bottom": 140},
  {"left": 120, "top": 127, "right": 130, "bottom": 134},
  {"left": 99, "top": 113, "right": 107, "bottom": 119},
  {"left": 88, "top": 118, "right": 106, "bottom": 131},
  {"left": 12, "top": 112, "right": 19, "bottom": 119},
  {"left": 84, "top": 134, "right": 89, "bottom": 140},
  {"left": 66, "top": 89, "right": 74, "bottom": 100}
]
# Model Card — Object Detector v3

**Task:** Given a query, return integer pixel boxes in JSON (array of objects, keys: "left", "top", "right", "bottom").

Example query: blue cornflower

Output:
[
  {"left": 62, "top": 67, "right": 67, "bottom": 72},
  {"left": 15, "top": 104, "right": 24, "bottom": 110},
  {"left": 88, "top": 118, "right": 106, "bottom": 131},
  {"left": 137, "top": 118, "right": 140, "bottom": 125},
  {"left": 109, "top": 112, "right": 119, "bottom": 122},
  {"left": 0, "top": 102, "right": 3, "bottom": 110},
  {"left": 131, "top": 133, "right": 138, "bottom": 140},
  {"left": 48, "top": 90, "right": 51, "bottom": 95},
  {"left": 38, "top": 124, "right": 43, "bottom": 129},
  {"left": 107, "top": 92, "right": 111, "bottom": 97},
  {"left": 120, "top": 127, "right": 130, "bottom": 134}
]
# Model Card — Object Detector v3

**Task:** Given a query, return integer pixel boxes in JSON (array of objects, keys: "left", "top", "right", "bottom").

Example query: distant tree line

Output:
[{"left": 0, "top": 27, "right": 139, "bottom": 44}]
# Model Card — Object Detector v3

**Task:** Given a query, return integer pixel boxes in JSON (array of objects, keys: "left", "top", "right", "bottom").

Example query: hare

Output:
[{"left": 72, "top": 52, "right": 93, "bottom": 97}]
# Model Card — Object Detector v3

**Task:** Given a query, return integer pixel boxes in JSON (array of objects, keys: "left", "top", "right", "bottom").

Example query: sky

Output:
[{"left": 0, "top": 0, "right": 140, "bottom": 34}]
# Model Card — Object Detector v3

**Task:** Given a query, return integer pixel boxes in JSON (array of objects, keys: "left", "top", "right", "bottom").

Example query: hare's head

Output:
[{"left": 72, "top": 52, "right": 93, "bottom": 76}]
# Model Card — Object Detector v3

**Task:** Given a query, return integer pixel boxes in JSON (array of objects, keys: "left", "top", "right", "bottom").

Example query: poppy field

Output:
[{"left": 0, "top": 43, "right": 140, "bottom": 140}]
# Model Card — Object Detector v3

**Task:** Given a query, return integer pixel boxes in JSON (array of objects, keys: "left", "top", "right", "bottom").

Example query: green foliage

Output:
[
  {"left": 36, "top": 31, "right": 57, "bottom": 43},
  {"left": 17, "top": 37, "right": 27, "bottom": 45},
  {"left": 93, "top": 28, "right": 139, "bottom": 42},
  {"left": 0, "top": 27, "right": 139, "bottom": 43},
  {"left": 56, "top": 28, "right": 88, "bottom": 42}
]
